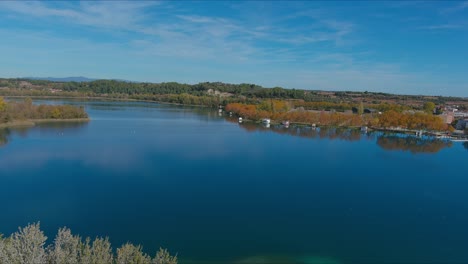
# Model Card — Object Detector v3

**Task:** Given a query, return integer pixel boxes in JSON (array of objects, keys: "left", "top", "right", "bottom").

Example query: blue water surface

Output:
[{"left": 1, "top": 100, "right": 467, "bottom": 264}]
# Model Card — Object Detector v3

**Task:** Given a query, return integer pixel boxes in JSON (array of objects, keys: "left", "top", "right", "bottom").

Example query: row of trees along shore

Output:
[
  {"left": 0, "top": 97, "right": 88, "bottom": 124},
  {"left": 225, "top": 100, "right": 450, "bottom": 131},
  {"left": 0, "top": 223, "right": 177, "bottom": 264}
]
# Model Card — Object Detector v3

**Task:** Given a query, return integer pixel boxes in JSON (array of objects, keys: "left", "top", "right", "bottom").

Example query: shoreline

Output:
[
  {"left": 236, "top": 117, "right": 468, "bottom": 137},
  {"left": 0, "top": 118, "right": 90, "bottom": 129},
  {"left": 3, "top": 95, "right": 466, "bottom": 139},
  {"left": 3, "top": 95, "right": 211, "bottom": 108}
]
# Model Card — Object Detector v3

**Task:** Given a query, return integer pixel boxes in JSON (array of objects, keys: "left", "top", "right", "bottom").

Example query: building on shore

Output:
[
  {"left": 456, "top": 119, "right": 468, "bottom": 130},
  {"left": 454, "top": 111, "right": 468, "bottom": 118},
  {"left": 439, "top": 112, "right": 455, "bottom": 124}
]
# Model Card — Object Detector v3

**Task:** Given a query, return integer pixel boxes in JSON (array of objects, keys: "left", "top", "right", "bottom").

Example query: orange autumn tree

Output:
[
  {"left": 226, "top": 102, "right": 370, "bottom": 126},
  {"left": 378, "top": 110, "right": 446, "bottom": 131}
]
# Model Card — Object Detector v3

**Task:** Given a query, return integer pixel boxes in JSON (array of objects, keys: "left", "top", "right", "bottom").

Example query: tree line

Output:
[
  {"left": 378, "top": 110, "right": 447, "bottom": 131},
  {"left": 226, "top": 102, "right": 449, "bottom": 131},
  {"left": 225, "top": 102, "right": 372, "bottom": 127},
  {"left": 2, "top": 78, "right": 467, "bottom": 107}
]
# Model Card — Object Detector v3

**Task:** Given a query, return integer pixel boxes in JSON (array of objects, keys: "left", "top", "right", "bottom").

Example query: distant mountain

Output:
[
  {"left": 22, "top": 76, "right": 137, "bottom": 83},
  {"left": 23, "top": 76, "right": 97, "bottom": 82}
]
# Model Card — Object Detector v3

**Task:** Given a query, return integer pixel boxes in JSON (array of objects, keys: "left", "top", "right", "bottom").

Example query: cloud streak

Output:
[
  {"left": 0, "top": 1, "right": 158, "bottom": 30},
  {"left": 418, "top": 24, "right": 465, "bottom": 30},
  {"left": 441, "top": 1, "right": 468, "bottom": 14}
]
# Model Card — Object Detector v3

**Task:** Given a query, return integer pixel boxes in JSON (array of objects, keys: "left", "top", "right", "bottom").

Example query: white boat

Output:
[
  {"left": 262, "top": 118, "right": 271, "bottom": 124},
  {"left": 238, "top": 117, "right": 243, "bottom": 123}
]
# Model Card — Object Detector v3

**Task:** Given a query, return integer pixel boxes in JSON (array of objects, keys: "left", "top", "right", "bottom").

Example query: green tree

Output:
[
  {"left": 358, "top": 101, "right": 364, "bottom": 115},
  {"left": 423, "top": 102, "right": 436, "bottom": 113},
  {"left": 51, "top": 108, "right": 62, "bottom": 119},
  {"left": 24, "top": 97, "right": 33, "bottom": 106},
  {"left": 0, "top": 97, "right": 6, "bottom": 112}
]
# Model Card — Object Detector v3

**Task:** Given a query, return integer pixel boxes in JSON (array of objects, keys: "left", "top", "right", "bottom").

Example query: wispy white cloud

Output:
[
  {"left": 0, "top": 1, "right": 158, "bottom": 30},
  {"left": 0, "top": 1, "right": 357, "bottom": 62},
  {"left": 441, "top": 1, "right": 468, "bottom": 14},
  {"left": 418, "top": 24, "right": 465, "bottom": 30}
]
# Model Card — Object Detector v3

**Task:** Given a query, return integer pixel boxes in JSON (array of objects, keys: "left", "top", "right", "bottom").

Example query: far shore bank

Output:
[
  {"left": 3, "top": 95, "right": 210, "bottom": 108},
  {"left": 0, "top": 118, "right": 90, "bottom": 129}
]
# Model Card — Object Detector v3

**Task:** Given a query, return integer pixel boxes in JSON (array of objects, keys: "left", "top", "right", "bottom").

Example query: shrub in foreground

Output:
[{"left": 0, "top": 223, "right": 177, "bottom": 264}]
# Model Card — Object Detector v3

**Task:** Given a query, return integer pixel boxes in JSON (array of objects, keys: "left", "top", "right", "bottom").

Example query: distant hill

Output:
[
  {"left": 22, "top": 76, "right": 137, "bottom": 83},
  {"left": 23, "top": 76, "right": 97, "bottom": 82}
]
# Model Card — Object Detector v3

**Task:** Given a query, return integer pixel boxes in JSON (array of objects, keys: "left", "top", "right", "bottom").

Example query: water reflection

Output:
[
  {"left": 0, "top": 113, "right": 458, "bottom": 156},
  {"left": 0, "top": 121, "right": 88, "bottom": 147},
  {"left": 227, "top": 118, "right": 455, "bottom": 154},
  {"left": 0, "top": 129, "right": 10, "bottom": 147},
  {"left": 229, "top": 118, "right": 367, "bottom": 142},
  {"left": 377, "top": 135, "right": 453, "bottom": 154}
]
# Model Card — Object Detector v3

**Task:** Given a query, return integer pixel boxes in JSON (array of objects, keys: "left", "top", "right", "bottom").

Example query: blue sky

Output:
[{"left": 1, "top": 1, "right": 468, "bottom": 96}]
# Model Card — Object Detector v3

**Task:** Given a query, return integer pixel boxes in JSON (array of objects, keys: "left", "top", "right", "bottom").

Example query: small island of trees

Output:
[{"left": 0, "top": 97, "right": 89, "bottom": 128}]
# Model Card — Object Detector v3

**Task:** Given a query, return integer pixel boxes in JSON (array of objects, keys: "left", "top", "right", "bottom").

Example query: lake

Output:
[{"left": 1, "top": 100, "right": 468, "bottom": 264}]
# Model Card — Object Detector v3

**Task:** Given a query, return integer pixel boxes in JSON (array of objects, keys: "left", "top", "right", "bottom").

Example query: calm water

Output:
[{"left": 1, "top": 100, "right": 468, "bottom": 264}]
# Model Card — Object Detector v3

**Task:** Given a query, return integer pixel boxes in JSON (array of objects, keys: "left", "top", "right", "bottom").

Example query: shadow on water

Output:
[
  {"left": 0, "top": 121, "right": 88, "bottom": 147},
  {"left": 226, "top": 117, "right": 455, "bottom": 154}
]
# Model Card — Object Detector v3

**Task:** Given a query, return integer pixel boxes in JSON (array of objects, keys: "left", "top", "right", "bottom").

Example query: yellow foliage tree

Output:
[{"left": 0, "top": 96, "right": 6, "bottom": 112}]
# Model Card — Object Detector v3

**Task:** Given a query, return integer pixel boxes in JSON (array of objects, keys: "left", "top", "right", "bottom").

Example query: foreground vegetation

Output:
[
  {"left": 0, "top": 97, "right": 88, "bottom": 125},
  {"left": 0, "top": 223, "right": 177, "bottom": 264}
]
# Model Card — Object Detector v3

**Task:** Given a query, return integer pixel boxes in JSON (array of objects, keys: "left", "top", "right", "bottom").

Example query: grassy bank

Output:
[{"left": 0, "top": 118, "right": 90, "bottom": 129}]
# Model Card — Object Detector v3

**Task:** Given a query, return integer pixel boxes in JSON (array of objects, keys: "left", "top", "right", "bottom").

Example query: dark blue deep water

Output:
[{"left": 1, "top": 100, "right": 468, "bottom": 264}]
